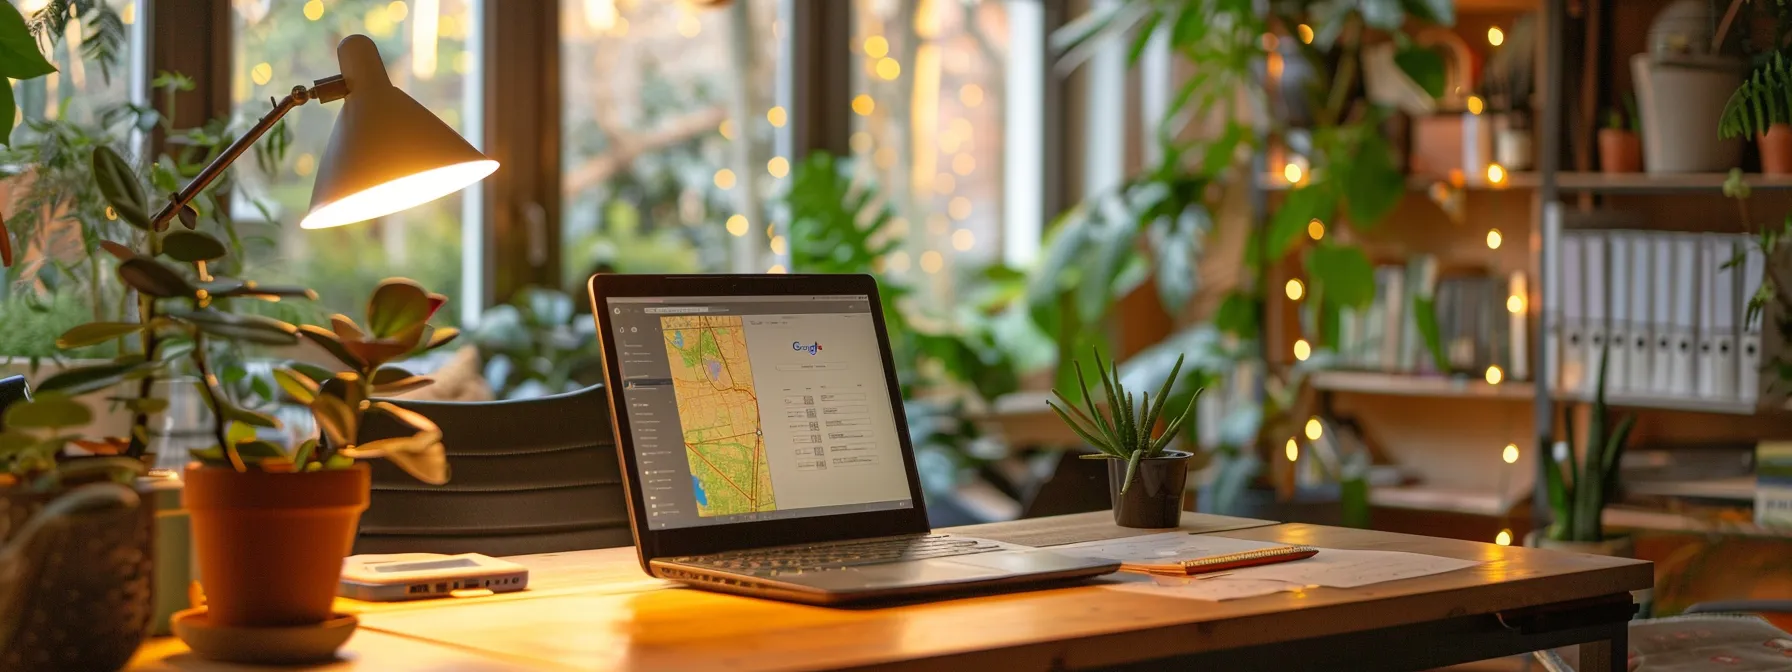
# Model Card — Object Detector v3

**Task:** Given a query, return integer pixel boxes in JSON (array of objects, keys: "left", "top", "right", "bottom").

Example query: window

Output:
[
  {"left": 850, "top": 0, "right": 1009, "bottom": 290},
  {"left": 559, "top": 0, "right": 780, "bottom": 281},
  {"left": 12, "top": 0, "right": 141, "bottom": 126},
  {"left": 231, "top": 0, "right": 481, "bottom": 324}
]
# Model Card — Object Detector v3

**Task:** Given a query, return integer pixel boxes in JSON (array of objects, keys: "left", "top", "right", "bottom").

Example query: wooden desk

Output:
[{"left": 128, "top": 511, "right": 1651, "bottom": 671}]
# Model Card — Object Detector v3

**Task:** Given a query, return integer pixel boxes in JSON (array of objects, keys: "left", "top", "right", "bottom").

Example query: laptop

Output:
[{"left": 588, "top": 273, "right": 1119, "bottom": 604}]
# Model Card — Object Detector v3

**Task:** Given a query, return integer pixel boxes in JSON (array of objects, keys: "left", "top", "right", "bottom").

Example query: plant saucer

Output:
[{"left": 171, "top": 607, "right": 357, "bottom": 664}]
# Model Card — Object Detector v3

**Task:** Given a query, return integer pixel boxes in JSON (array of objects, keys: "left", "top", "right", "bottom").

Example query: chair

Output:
[
  {"left": 0, "top": 375, "right": 29, "bottom": 428},
  {"left": 352, "top": 384, "right": 634, "bottom": 557}
]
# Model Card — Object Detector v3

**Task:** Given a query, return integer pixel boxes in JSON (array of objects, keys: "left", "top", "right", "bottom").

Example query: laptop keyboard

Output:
[{"left": 668, "top": 535, "right": 1004, "bottom": 574}]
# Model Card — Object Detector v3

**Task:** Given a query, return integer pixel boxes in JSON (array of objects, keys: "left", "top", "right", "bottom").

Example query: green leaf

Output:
[
  {"left": 161, "top": 230, "right": 227, "bottom": 263},
  {"left": 1150, "top": 205, "right": 1208, "bottom": 315},
  {"left": 167, "top": 309, "right": 299, "bottom": 346},
  {"left": 1267, "top": 183, "right": 1335, "bottom": 259},
  {"left": 371, "top": 366, "right": 433, "bottom": 396},
  {"left": 273, "top": 368, "right": 319, "bottom": 405},
  {"left": 123, "top": 397, "right": 169, "bottom": 415},
  {"left": 1305, "top": 244, "right": 1377, "bottom": 309},
  {"left": 234, "top": 439, "right": 288, "bottom": 460},
  {"left": 226, "top": 421, "right": 257, "bottom": 446},
  {"left": 366, "top": 279, "right": 432, "bottom": 339},
  {"left": 118, "top": 257, "right": 195, "bottom": 298},
  {"left": 0, "top": 79, "right": 14, "bottom": 147},
  {"left": 1400, "top": 0, "right": 1455, "bottom": 25},
  {"left": 92, "top": 146, "right": 151, "bottom": 230},
  {"left": 35, "top": 357, "right": 156, "bottom": 396},
  {"left": 323, "top": 453, "right": 355, "bottom": 470},
  {"left": 56, "top": 322, "right": 146, "bottom": 349},
  {"left": 297, "top": 325, "right": 365, "bottom": 370},
  {"left": 291, "top": 438, "right": 318, "bottom": 468},
  {"left": 1120, "top": 449, "right": 1143, "bottom": 494},
  {"left": 223, "top": 405, "right": 280, "bottom": 429},
  {"left": 1341, "top": 134, "right": 1404, "bottom": 228},
  {"left": 1213, "top": 291, "right": 1261, "bottom": 338},
  {"left": 310, "top": 394, "right": 356, "bottom": 447},
  {"left": 1393, "top": 46, "right": 1447, "bottom": 100},
  {"left": 0, "top": 3, "right": 55, "bottom": 80},
  {"left": 4, "top": 394, "right": 92, "bottom": 429},
  {"left": 1412, "top": 296, "right": 1450, "bottom": 372}
]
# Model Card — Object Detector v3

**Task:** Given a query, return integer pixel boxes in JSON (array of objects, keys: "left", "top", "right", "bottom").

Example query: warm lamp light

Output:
[{"left": 149, "top": 35, "right": 496, "bottom": 232}]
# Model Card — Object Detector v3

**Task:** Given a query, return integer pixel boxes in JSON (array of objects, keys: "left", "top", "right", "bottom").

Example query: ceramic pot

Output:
[
  {"left": 1108, "top": 450, "right": 1192, "bottom": 529},
  {"left": 183, "top": 463, "right": 369, "bottom": 628},
  {"left": 1598, "top": 129, "right": 1643, "bottom": 173},
  {"left": 1762, "top": 124, "right": 1792, "bottom": 175},
  {"left": 0, "top": 482, "right": 155, "bottom": 672}
]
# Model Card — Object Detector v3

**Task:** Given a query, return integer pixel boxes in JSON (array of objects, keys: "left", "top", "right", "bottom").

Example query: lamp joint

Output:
[{"left": 310, "top": 75, "right": 349, "bottom": 104}]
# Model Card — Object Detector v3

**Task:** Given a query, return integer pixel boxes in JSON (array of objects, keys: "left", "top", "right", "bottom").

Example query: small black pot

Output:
[{"left": 1107, "top": 450, "right": 1192, "bottom": 528}]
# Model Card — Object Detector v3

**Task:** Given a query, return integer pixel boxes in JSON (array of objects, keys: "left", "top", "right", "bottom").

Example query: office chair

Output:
[
  {"left": 352, "top": 384, "right": 633, "bottom": 557},
  {"left": 0, "top": 375, "right": 29, "bottom": 428}
]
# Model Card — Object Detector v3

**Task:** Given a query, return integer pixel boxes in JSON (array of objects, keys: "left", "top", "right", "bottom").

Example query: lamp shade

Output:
[{"left": 301, "top": 35, "right": 497, "bottom": 230}]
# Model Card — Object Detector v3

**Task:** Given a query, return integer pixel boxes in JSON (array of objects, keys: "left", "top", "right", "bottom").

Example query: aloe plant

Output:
[
  {"left": 1046, "top": 349, "right": 1202, "bottom": 493},
  {"left": 1543, "top": 346, "right": 1637, "bottom": 542},
  {"left": 1721, "top": 51, "right": 1792, "bottom": 139}
]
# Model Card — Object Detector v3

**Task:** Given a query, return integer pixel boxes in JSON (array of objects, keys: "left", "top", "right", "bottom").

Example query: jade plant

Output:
[
  {"left": 1542, "top": 346, "right": 1636, "bottom": 543},
  {"left": 1047, "top": 349, "right": 1204, "bottom": 492}
]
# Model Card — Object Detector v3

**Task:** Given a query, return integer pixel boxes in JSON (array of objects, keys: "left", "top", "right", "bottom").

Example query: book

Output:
[
  {"left": 1758, "top": 442, "right": 1792, "bottom": 530},
  {"left": 1120, "top": 545, "right": 1320, "bottom": 577}
]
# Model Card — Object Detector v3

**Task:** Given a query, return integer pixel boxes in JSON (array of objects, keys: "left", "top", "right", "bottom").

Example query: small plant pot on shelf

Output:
[
  {"left": 1108, "top": 450, "right": 1193, "bottom": 529},
  {"left": 1762, "top": 124, "right": 1792, "bottom": 175},
  {"left": 183, "top": 463, "right": 369, "bottom": 630},
  {"left": 1598, "top": 129, "right": 1643, "bottom": 173}
]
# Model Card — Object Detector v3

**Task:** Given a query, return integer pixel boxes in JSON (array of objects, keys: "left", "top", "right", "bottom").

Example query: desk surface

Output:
[{"left": 128, "top": 512, "right": 1651, "bottom": 671}]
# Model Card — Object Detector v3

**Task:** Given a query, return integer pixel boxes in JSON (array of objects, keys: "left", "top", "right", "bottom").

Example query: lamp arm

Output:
[{"left": 150, "top": 75, "right": 350, "bottom": 229}]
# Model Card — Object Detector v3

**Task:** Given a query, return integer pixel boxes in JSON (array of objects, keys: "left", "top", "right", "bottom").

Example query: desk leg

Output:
[{"left": 1577, "top": 626, "right": 1628, "bottom": 672}]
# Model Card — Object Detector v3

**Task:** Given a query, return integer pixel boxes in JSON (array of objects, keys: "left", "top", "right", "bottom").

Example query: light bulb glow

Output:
[
  {"left": 1486, "top": 228, "right": 1503, "bottom": 249},
  {"left": 1507, "top": 295, "right": 1525, "bottom": 313},
  {"left": 1297, "top": 24, "right": 1314, "bottom": 44},
  {"left": 768, "top": 156, "right": 790, "bottom": 178},
  {"left": 1285, "top": 278, "right": 1304, "bottom": 301},
  {"left": 1485, "top": 365, "right": 1504, "bottom": 385},
  {"left": 1502, "top": 443, "right": 1520, "bottom": 464},
  {"left": 1285, "top": 438, "right": 1299, "bottom": 462},
  {"left": 714, "top": 169, "right": 737, "bottom": 190},
  {"left": 864, "top": 35, "right": 889, "bottom": 59},
  {"left": 1486, "top": 163, "right": 1507, "bottom": 185},
  {"left": 1495, "top": 529, "right": 1512, "bottom": 546},
  {"left": 852, "top": 94, "right": 875, "bottom": 116},
  {"left": 1467, "top": 95, "right": 1485, "bottom": 115},
  {"left": 1293, "top": 339, "right": 1311, "bottom": 361},
  {"left": 302, "top": 160, "right": 497, "bottom": 229},
  {"left": 1488, "top": 27, "right": 1505, "bottom": 46},
  {"left": 767, "top": 106, "right": 788, "bottom": 127},
  {"left": 1283, "top": 162, "right": 1304, "bottom": 183},
  {"left": 1308, "top": 219, "right": 1324, "bottom": 240},
  {"left": 1304, "top": 417, "right": 1322, "bottom": 441},
  {"left": 726, "top": 215, "right": 748, "bottom": 236}
]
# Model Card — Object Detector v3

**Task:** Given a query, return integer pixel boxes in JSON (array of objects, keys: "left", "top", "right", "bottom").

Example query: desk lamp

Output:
[{"left": 148, "top": 34, "right": 497, "bottom": 231}]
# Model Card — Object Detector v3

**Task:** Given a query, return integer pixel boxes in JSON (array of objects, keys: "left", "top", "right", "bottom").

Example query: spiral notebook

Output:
[{"left": 1121, "top": 545, "right": 1319, "bottom": 577}]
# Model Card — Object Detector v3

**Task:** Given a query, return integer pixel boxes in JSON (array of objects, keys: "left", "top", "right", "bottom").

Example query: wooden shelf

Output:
[
  {"left": 1604, "top": 507, "right": 1792, "bottom": 540},
  {"left": 1371, "top": 486, "right": 1518, "bottom": 516},
  {"left": 1558, "top": 391, "right": 1765, "bottom": 416},
  {"left": 1310, "top": 370, "right": 1534, "bottom": 401},
  {"left": 1626, "top": 477, "right": 1757, "bottom": 503},
  {"left": 1261, "top": 172, "right": 1792, "bottom": 195}
]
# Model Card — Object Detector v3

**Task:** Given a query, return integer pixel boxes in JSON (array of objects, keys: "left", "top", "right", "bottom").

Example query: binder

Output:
[
  {"left": 1606, "top": 234, "right": 1631, "bottom": 393},
  {"left": 1626, "top": 233, "right": 1654, "bottom": 395},
  {"left": 1649, "top": 235, "right": 1676, "bottom": 395},
  {"left": 1699, "top": 234, "right": 1739, "bottom": 400},
  {"left": 1583, "top": 233, "right": 1609, "bottom": 397},
  {"left": 1509, "top": 271, "right": 1529, "bottom": 381},
  {"left": 1560, "top": 231, "right": 1587, "bottom": 393},
  {"left": 1667, "top": 235, "right": 1701, "bottom": 397},
  {"left": 1543, "top": 205, "right": 1563, "bottom": 391},
  {"left": 1378, "top": 266, "right": 1405, "bottom": 371},
  {"left": 1741, "top": 241, "right": 1766, "bottom": 405}
]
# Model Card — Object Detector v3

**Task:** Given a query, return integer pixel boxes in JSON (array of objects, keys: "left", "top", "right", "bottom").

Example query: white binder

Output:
[
  {"left": 1583, "top": 233, "right": 1608, "bottom": 397},
  {"left": 1649, "top": 235, "right": 1676, "bottom": 395},
  {"left": 1560, "top": 231, "right": 1586, "bottom": 394},
  {"left": 1699, "top": 234, "right": 1739, "bottom": 400},
  {"left": 1626, "top": 233, "right": 1654, "bottom": 394},
  {"left": 1543, "top": 205, "right": 1564, "bottom": 392},
  {"left": 1667, "top": 235, "right": 1701, "bottom": 397},
  {"left": 1741, "top": 241, "right": 1766, "bottom": 405},
  {"left": 1606, "top": 234, "right": 1631, "bottom": 393},
  {"left": 1509, "top": 271, "right": 1529, "bottom": 381}
]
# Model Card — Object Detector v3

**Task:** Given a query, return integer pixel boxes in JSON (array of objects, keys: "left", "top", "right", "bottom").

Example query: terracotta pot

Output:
[
  {"left": 183, "top": 464, "right": 369, "bottom": 628},
  {"left": 1762, "top": 124, "right": 1792, "bottom": 175},
  {"left": 1108, "top": 450, "right": 1192, "bottom": 529},
  {"left": 1598, "top": 129, "right": 1643, "bottom": 173}
]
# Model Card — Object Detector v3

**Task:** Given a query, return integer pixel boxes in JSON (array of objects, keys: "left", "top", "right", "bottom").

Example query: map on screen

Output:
[{"left": 661, "top": 315, "right": 778, "bottom": 517}]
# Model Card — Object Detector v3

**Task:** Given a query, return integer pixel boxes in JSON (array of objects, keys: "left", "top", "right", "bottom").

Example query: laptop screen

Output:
[{"left": 603, "top": 294, "right": 916, "bottom": 530}]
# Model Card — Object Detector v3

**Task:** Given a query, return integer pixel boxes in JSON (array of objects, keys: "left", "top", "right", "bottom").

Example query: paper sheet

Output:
[{"left": 1061, "top": 533, "right": 1485, "bottom": 602}]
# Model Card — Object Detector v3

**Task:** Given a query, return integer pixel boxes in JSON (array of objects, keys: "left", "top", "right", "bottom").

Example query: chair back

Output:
[{"left": 353, "top": 384, "right": 633, "bottom": 557}]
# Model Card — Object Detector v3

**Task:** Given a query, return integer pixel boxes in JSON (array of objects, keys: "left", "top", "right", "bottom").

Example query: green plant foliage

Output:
[
  {"left": 1393, "top": 46, "right": 1447, "bottom": 99},
  {"left": 1721, "top": 51, "right": 1792, "bottom": 139},
  {"left": 1047, "top": 349, "right": 1202, "bottom": 493},
  {"left": 471, "top": 286, "right": 605, "bottom": 399},
  {"left": 1543, "top": 347, "right": 1637, "bottom": 542}
]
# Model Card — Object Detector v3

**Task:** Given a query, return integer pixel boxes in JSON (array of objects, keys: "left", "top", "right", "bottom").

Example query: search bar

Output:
[{"left": 643, "top": 306, "right": 710, "bottom": 314}]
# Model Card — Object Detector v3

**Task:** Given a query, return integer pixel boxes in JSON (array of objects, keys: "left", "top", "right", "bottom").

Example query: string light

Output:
[
  {"left": 1285, "top": 439, "right": 1299, "bottom": 462},
  {"left": 1485, "top": 365, "right": 1504, "bottom": 385},
  {"left": 852, "top": 94, "right": 875, "bottom": 116},
  {"left": 1283, "top": 162, "right": 1304, "bottom": 184},
  {"left": 849, "top": 131, "right": 873, "bottom": 153},
  {"left": 726, "top": 215, "right": 749, "bottom": 237},
  {"left": 1261, "top": 33, "right": 1279, "bottom": 51},
  {"left": 251, "top": 62, "right": 273, "bottom": 86},
  {"left": 935, "top": 173, "right": 957, "bottom": 194},
  {"left": 1285, "top": 278, "right": 1304, "bottom": 301},
  {"left": 1467, "top": 95, "right": 1485, "bottom": 115},
  {"left": 1297, "top": 24, "right": 1314, "bottom": 44},
  {"left": 1308, "top": 219, "right": 1324, "bottom": 240},
  {"left": 960, "top": 84, "right": 984, "bottom": 107},
  {"left": 767, "top": 264, "right": 787, "bottom": 274},
  {"left": 888, "top": 251, "right": 911, "bottom": 271},
  {"left": 719, "top": 119, "right": 735, "bottom": 140},
  {"left": 767, "top": 156, "right": 790, "bottom": 178},
  {"left": 1486, "top": 228, "right": 1503, "bottom": 249},
  {"left": 952, "top": 153, "right": 975, "bottom": 175},
  {"left": 1486, "top": 162, "right": 1508, "bottom": 186},
  {"left": 948, "top": 197, "right": 972, "bottom": 220},
  {"left": 1293, "top": 339, "right": 1311, "bottom": 361},
  {"left": 767, "top": 106, "right": 788, "bottom": 127},
  {"left": 388, "top": 0, "right": 408, "bottom": 21},
  {"left": 770, "top": 235, "right": 788, "bottom": 255},
  {"left": 304, "top": 0, "right": 325, "bottom": 20},
  {"left": 1502, "top": 444, "right": 1520, "bottom": 464},
  {"left": 714, "top": 169, "right": 736, "bottom": 190},
  {"left": 1507, "top": 295, "right": 1526, "bottom": 313},
  {"left": 919, "top": 251, "right": 944, "bottom": 274},
  {"left": 1304, "top": 417, "right": 1322, "bottom": 441},
  {"left": 875, "top": 58, "right": 901, "bottom": 80},
  {"left": 1495, "top": 530, "right": 1512, "bottom": 546},
  {"left": 952, "top": 229, "right": 975, "bottom": 251},
  {"left": 1488, "top": 27, "right": 1505, "bottom": 46},
  {"left": 864, "top": 35, "right": 889, "bottom": 59}
]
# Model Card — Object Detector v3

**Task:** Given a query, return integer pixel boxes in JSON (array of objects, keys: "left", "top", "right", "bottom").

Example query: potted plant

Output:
[
  {"left": 1531, "top": 347, "right": 1637, "bottom": 556},
  {"left": 1721, "top": 51, "right": 1792, "bottom": 175},
  {"left": 1600, "top": 96, "right": 1643, "bottom": 173},
  {"left": 1048, "top": 350, "right": 1202, "bottom": 528}
]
